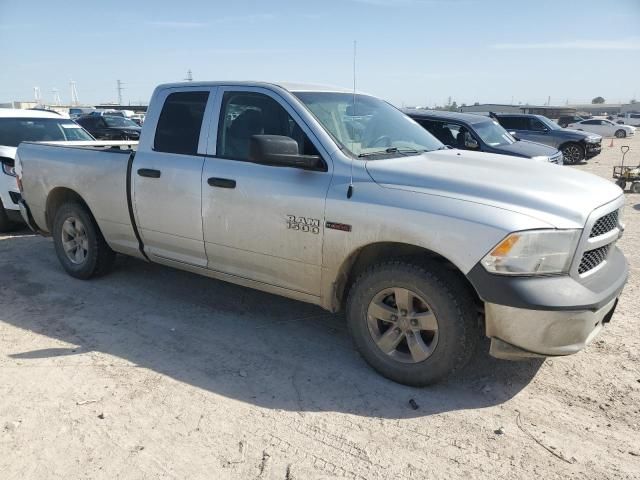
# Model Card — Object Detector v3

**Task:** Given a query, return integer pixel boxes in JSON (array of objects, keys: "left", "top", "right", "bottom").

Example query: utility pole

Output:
[
  {"left": 117, "top": 79, "right": 124, "bottom": 105},
  {"left": 52, "top": 88, "right": 62, "bottom": 106},
  {"left": 185, "top": 69, "right": 193, "bottom": 81},
  {"left": 70, "top": 80, "right": 79, "bottom": 105},
  {"left": 546, "top": 95, "right": 551, "bottom": 106}
]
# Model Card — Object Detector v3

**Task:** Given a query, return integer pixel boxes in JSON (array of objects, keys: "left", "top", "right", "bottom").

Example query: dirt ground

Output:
[{"left": 1, "top": 135, "right": 639, "bottom": 480}]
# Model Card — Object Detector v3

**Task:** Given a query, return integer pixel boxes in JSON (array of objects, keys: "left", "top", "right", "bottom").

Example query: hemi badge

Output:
[{"left": 326, "top": 221, "right": 352, "bottom": 232}]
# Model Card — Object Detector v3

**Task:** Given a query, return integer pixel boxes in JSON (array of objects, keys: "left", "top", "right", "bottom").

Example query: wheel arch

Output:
[
  {"left": 45, "top": 187, "right": 94, "bottom": 233},
  {"left": 330, "top": 241, "right": 481, "bottom": 313}
]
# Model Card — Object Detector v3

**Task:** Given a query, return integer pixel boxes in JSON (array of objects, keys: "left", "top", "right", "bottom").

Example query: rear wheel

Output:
[
  {"left": 346, "top": 261, "right": 478, "bottom": 386},
  {"left": 52, "top": 202, "right": 115, "bottom": 279},
  {"left": 561, "top": 143, "right": 585, "bottom": 165},
  {"left": 615, "top": 129, "right": 627, "bottom": 139},
  {"left": 631, "top": 182, "right": 640, "bottom": 194}
]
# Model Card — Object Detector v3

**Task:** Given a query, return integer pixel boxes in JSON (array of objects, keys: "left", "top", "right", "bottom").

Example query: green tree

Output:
[{"left": 591, "top": 96, "right": 605, "bottom": 104}]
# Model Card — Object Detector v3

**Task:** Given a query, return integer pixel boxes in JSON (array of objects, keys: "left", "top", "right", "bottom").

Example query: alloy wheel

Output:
[
  {"left": 367, "top": 287, "right": 439, "bottom": 364},
  {"left": 61, "top": 217, "right": 89, "bottom": 264}
]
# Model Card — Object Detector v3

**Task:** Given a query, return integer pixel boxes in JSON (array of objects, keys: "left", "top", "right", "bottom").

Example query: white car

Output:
[
  {"left": 568, "top": 119, "right": 636, "bottom": 138},
  {"left": 0, "top": 108, "right": 95, "bottom": 231},
  {"left": 617, "top": 113, "right": 640, "bottom": 127}
]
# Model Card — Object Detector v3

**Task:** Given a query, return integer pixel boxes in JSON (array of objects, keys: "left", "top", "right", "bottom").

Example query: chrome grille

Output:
[
  {"left": 590, "top": 210, "right": 618, "bottom": 238},
  {"left": 578, "top": 244, "right": 611, "bottom": 274}
]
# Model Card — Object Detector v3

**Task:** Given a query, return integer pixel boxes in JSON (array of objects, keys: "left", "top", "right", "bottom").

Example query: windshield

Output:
[
  {"left": 474, "top": 120, "right": 516, "bottom": 147},
  {"left": 104, "top": 116, "right": 139, "bottom": 128},
  {"left": 293, "top": 92, "right": 443, "bottom": 157},
  {"left": 0, "top": 118, "right": 94, "bottom": 146},
  {"left": 537, "top": 116, "right": 562, "bottom": 130}
]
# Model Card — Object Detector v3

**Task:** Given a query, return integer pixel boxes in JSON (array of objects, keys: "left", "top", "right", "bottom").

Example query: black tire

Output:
[
  {"left": 561, "top": 142, "right": 585, "bottom": 165},
  {"left": 346, "top": 261, "right": 479, "bottom": 386},
  {"left": 631, "top": 182, "right": 640, "bottom": 194},
  {"left": 616, "top": 179, "right": 627, "bottom": 191},
  {"left": 615, "top": 129, "right": 626, "bottom": 139},
  {"left": 0, "top": 199, "right": 11, "bottom": 233},
  {"left": 52, "top": 202, "right": 116, "bottom": 279}
]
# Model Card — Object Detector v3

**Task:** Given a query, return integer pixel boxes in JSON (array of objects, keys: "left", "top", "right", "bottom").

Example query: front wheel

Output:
[
  {"left": 52, "top": 202, "right": 116, "bottom": 279},
  {"left": 631, "top": 182, "right": 640, "bottom": 194},
  {"left": 561, "top": 143, "right": 585, "bottom": 165},
  {"left": 615, "top": 129, "right": 627, "bottom": 139},
  {"left": 346, "top": 261, "right": 479, "bottom": 386},
  {"left": 616, "top": 179, "right": 627, "bottom": 190}
]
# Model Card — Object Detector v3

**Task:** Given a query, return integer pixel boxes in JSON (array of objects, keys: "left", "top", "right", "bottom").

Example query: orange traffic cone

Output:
[{"left": 609, "top": 137, "right": 614, "bottom": 147}]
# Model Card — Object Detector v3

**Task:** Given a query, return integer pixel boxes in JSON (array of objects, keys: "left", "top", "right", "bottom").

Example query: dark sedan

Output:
[
  {"left": 75, "top": 115, "right": 141, "bottom": 140},
  {"left": 404, "top": 109, "right": 563, "bottom": 164}
]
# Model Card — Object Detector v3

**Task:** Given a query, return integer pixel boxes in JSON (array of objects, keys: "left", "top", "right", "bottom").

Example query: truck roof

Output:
[
  {"left": 0, "top": 108, "right": 63, "bottom": 119},
  {"left": 156, "top": 81, "right": 355, "bottom": 94}
]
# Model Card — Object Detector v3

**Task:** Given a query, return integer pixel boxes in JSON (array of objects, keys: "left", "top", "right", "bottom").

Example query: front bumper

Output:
[
  {"left": 467, "top": 247, "right": 628, "bottom": 360},
  {"left": 585, "top": 142, "right": 602, "bottom": 158}
]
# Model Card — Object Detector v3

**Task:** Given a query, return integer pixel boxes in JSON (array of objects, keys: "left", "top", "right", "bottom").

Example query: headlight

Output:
[
  {"left": 481, "top": 229, "right": 581, "bottom": 275},
  {"left": 1, "top": 161, "right": 16, "bottom": 177},
  {"left": 586, "top": 136, "right": 600, "bottom": 143},
  {"left": 531, "top": 155, "right": 550, "bottom": 162}
]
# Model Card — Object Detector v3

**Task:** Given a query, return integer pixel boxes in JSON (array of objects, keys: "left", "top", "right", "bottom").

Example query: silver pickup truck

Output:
[{"left": 15, "top": 81, "right": 628, "bottom": 386}]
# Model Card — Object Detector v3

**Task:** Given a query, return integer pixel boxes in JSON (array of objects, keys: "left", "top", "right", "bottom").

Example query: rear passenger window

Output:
[{"left": 154, "top": 91, "right": 209, "bottom": 155}]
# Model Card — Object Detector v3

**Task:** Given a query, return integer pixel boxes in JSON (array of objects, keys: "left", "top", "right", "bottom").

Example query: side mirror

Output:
[
  {"left": 464, "top": 133, "right": 479, "bottom": 149},
  {"left": 249, "top": 135, "right": 321, "bottom": 170}
]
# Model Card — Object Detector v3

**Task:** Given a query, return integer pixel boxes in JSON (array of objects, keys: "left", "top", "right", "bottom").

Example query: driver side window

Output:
[
  {"left": 217, "top": 91, "right": 319, "bottom": 162},
  {"left": 530, "top": 118, "right": 546, "bottom": 131}
]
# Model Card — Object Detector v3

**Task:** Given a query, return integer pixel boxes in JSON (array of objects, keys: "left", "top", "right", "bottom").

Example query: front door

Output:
[
  {"left": 133, "top": 87, "right": 216, "bottom": 266},
  {"left": 201, "top": 87, "right": 332, "bottom": 295}
]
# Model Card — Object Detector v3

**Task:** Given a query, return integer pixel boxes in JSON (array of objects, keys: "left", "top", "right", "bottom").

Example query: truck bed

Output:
[{"left": 16, "top": 141, "right": 143, "bottom": 258}]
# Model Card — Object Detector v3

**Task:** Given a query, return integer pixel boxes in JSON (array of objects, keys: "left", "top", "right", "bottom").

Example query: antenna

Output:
[{"left": 347, "top": 40, "right": 356, "bottom": 199}]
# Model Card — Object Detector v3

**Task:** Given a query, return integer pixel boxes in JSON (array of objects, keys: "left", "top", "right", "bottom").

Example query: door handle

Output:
[
  {"left": 208, "top": 177, "right": 236, "bottom": 188},
  {"left": 137, "top": 168, "right": 161, "bottom": 178}
]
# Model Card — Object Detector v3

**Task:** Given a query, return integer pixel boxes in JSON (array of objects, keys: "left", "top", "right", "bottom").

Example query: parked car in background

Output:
[
  {"left": 567, "top": 119, "right": 636, "bottom": 138},
  {"left": 0, "top": 108, "right": 95, "bottom": 231},
  {"left": 15, "top": 81, "right": 628, "bottom": 386},
  {"left": 76, "top": 115, "right": 141, "bottom": 140},
  {"left": 493, "top": 113, "right": 602, "bottom": 164},
  {"left": 89, "top": 109, "right": 136, "bottom": 118},
  {"left": 617, "top": 113, "right": 640, "bottom": 127},
  {"left": 131, "top": 113, "right": 146, "bottom": 126},
  {"left": 404, "top": 110, "right": 563, "bottom": 164},
  {"left": 69, "top": 107, "right": 96, "bottom": 119},
  {"left": 557, "top": 115, "right": 585, "bottom": 128}
]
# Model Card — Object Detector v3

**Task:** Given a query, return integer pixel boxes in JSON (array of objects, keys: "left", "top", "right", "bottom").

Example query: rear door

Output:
[
  {"left": 132, "top": 87, "right": 217, "bottom": 266},
  {"left": 200, "top": 87, "right": 332, "bottom": 295}
]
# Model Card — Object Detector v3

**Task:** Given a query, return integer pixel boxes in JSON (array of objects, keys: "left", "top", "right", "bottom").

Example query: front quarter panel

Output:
[{"left": 320, "top": 159, "right": 555, "bottom": 309}]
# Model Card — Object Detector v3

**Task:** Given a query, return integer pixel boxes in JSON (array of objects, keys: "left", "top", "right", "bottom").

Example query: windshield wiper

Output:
[{"left": 358, "top": 147, "right": 425, "bottom": 158}]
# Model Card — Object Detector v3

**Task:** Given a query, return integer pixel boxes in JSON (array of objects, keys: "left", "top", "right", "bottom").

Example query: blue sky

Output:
[{"left": 1, "top": 0, "right": 639, "bottom": 107}]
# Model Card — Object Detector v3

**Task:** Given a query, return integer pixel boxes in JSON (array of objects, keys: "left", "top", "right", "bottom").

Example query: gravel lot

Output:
[{"left": 1, "top": 135, "right": 639, "bottom": 480}]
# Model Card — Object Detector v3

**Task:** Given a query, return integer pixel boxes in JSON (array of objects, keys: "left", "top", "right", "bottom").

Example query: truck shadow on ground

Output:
[{"left": 1, "top": 235, "right": 544, "bottom": 419}]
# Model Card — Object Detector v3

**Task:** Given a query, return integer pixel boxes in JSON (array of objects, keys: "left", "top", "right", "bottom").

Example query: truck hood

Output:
[
  {"left": 365, "top": 149, "right": 621, "bottom": 228},
  {"left": 495, "top": 140, "right": 557, "bottom": 158}
]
